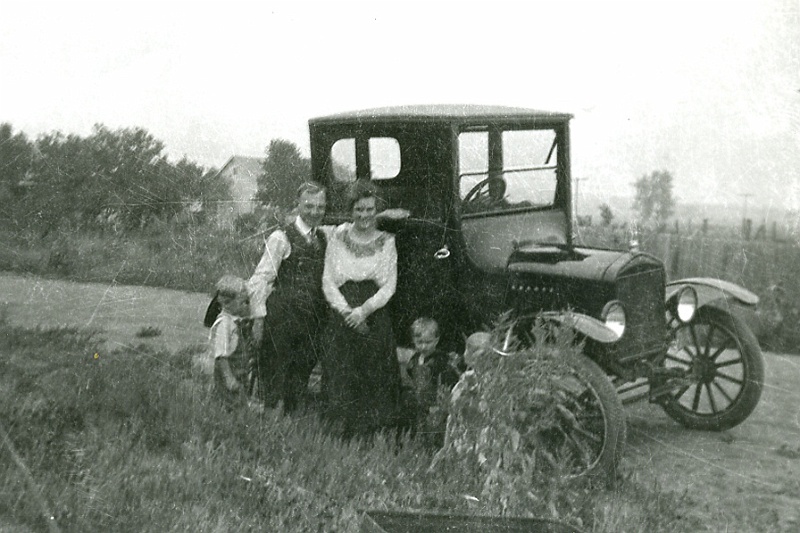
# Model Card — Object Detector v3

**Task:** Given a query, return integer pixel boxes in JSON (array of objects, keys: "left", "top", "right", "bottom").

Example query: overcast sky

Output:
[{"left": 1, "top": 0, "right": 798, "bottom": 219}]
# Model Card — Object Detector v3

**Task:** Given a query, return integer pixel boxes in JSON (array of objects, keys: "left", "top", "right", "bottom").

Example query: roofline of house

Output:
[{"left": 213, "top": 155, "right": 264, "bottom": 180}]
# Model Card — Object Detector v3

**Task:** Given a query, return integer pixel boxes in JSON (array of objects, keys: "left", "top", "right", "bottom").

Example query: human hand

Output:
[
  {"left": 226, "top": 376, "right": 241, "bottom": 393},
  {"left": 344, "top": 307, "right": 367, "bottom": 329},
  {"left": 251, "top": 320, "right": 264, "bottom": 343}
]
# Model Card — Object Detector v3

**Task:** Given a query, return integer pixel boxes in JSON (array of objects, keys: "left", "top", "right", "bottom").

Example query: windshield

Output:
[{"left": 459, "top": 128, "right": 558, "bottom": 216}]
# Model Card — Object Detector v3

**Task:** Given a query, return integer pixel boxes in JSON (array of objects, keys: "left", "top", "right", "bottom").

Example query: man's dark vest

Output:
[{"left": 267, "top": 222, "right": 327, "bottom": 316}]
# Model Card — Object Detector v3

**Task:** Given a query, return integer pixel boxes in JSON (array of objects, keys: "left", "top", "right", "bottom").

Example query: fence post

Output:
[
  {"left": 670, "top": 235, "right": 681, "bottom": 279},
  {"left": 742, "top": 218, "right": 752, "bottom": 240}
]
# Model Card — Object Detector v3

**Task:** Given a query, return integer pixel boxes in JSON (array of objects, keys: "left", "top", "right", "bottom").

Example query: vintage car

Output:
[{"left": 308, "top": 105, "right": 765, "bottom": 477}]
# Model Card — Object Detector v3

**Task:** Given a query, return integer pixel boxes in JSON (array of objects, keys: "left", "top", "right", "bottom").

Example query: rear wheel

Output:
[{"left": 661, "top": 307, "right": 764, "bottom": 431}]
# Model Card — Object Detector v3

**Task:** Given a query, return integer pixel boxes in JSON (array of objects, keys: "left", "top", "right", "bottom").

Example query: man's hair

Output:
[
  {"left": 215, "top": 275, "right": 247, "bottom": 303},
  {"left": 411, "top": 317, "right": 440, "bottom": 338},
  {"left": 297, "top": 181, "right": 326, "bottom": 199},
  {"left": 346, "top": 180, "right": 384, "bottom": 212}
]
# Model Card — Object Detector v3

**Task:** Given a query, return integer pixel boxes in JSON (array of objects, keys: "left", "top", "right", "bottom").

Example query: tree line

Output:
[
  {"left": 0, "top": 122, "right": 319, "bottom": 235},
  {"left": 0, "top": 122, "right": 229, "bottom": 233},
  {"left": 590, "top": 170, "right": 676, "bottom": 231},
  {"left": 2, "top": 119, "right": 678, "bottom": 235}
]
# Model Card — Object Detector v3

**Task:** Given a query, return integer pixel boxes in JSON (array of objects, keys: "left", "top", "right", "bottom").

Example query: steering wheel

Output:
[{"left": 462, "top": 177, "right": 493, "bottom": 203}]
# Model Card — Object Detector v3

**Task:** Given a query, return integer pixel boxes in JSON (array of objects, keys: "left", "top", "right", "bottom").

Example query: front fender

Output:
[
  {"left": 539, "top": 311, "right": 620, "bottom": 344},
  {"left": 666, "top": 277, "right": 759, "bottom": 310}
]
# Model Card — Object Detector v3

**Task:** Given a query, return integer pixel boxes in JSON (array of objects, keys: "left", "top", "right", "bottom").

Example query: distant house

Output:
[{"left": 214, "top": 155, "right": 264, "bottom": 225}]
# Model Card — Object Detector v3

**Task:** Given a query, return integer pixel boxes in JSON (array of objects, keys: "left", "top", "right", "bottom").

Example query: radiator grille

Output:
[{"left": 615, "top": 266, "right": 666, "bottom": 359}]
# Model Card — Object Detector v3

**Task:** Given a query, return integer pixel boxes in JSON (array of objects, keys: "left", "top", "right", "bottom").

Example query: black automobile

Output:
[{"left": 309, "top": 105, "right": 764, "bottom": 476}]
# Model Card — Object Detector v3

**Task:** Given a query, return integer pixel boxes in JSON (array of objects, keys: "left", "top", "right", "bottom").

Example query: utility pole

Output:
[
  {"left": 575, "top": 177, "right": 588, "bottom": 218},
  {"left": 739, "top": 193, "right": 753, "bottom": 240},
  {"left": 739, "top": 193, "right": 752, "bottom": 221}
]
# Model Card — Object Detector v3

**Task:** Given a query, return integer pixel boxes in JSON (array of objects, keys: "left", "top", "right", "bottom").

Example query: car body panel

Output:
[{"left": 666, "top": 277, "right": 759, "bottom": 308}]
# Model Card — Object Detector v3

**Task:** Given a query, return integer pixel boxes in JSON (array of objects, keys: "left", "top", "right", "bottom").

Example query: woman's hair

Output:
[{"left": 346, "top": 180, "right": 383, "bottom": 212}]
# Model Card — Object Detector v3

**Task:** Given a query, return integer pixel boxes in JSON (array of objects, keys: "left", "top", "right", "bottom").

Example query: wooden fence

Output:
[
  {"left": 641, "top": 233, "right": 799, "bottom": 351},
  {"left": 642, "top": 234, "right": 799, "bottom": 292}
]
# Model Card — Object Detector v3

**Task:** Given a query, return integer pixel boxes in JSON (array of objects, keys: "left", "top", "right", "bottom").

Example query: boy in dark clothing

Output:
[{"left": 401, "top": 317, "right": 461, "bottom": 446}]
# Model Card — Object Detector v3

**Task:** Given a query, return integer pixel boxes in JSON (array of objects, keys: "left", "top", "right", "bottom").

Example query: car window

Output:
[
  {"left": 330, "top": 136, "right": 401, "bottom": 181},
  {"left": 458, "top": 131, "right": 488, "bottom": 175},
  {"left": 459, "top": 128, "right": 558, "bottom": 215},
  {"left": 331, "top": 138, "right": 356, "bottom": 182},
  {"left": 369, "top": 137, "right": 401, "bottom": 180},
  {"left": 327, "top": 135, "right": 405, "bottom": 215}
]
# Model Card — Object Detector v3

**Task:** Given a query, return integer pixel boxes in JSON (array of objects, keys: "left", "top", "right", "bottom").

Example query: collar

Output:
[
  {"left": 294, "top": 216, "right": 314, "bottom": 236},
  {"left": 412, "top": 351, "right": 435, "bottom": 366},
  {"left": 214, "top": 310, "right": 241, "bottom": 327}
]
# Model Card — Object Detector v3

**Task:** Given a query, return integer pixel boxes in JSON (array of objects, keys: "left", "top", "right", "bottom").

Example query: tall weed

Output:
[
  {"left": 3, "top": 222, "right": 798, "bottom": 352},
  {"left": 0, "top": 223, "right": 263, "bottom": 292},
  {"left": 0, "top": 322, "right": 700, "bottom": 532}
]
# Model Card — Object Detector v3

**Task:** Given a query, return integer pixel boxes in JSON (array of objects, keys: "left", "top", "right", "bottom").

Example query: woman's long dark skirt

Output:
[{"left": 321, "top": 280, "right": 401, "bottom": 438}]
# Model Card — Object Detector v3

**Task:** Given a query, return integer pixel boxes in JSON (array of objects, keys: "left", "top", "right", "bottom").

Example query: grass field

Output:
[
  {"left": 0, "top": 274, "right": 700, "bottom": 532},
  {"left": 1, "top": 220, "right": 797, "bottom": 529},
  {"left": 0, "top": 272, "right": 210, "bottom": 354}
]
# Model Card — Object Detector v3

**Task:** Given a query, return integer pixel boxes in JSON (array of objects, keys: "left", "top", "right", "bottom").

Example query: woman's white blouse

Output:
[{"left": 322, "top": 223, "right": 397, "bottom": 316}]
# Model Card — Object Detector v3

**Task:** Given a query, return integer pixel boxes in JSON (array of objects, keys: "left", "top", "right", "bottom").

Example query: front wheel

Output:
[
  {"left": 536, "top": 353, "right": 627, "bottom": 480},
  {"left": 660, "top": 307, "right": 764, "bottom": 431}
]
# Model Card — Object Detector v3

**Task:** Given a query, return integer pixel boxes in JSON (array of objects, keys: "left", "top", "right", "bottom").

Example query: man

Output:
[
  {"left": 248, "top": 182, "right": 328, "bottom": 412},
  {"left": 487, "top": 176, "right": 508, "bottom": 206}
]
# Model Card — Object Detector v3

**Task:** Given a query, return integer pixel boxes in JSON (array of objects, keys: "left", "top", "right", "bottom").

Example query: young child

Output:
[
  {"left": 407, "top": 317, "right": 460, "bottom": 407},
  {"left": 208, "top": 275, "right": 251, "bottom": 405},
  {"left": 449, "top": 331, "right": 491, "bottom": 403},
  {"left": 400, "top": 317, "right": 461, "bottom": 445},
  {"left": 428, "top": 330, "right": 494, "bottom": 469}
]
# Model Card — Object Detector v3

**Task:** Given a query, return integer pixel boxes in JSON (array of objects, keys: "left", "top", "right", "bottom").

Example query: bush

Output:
[
  {"left": 428, "top": 320, "right": 603, "bottom": 522},
  {"left": 135, "top": 326, "right": 162, "bottom": 338},
  {"left": 234, "top": 205, "right": 283, "bottom": 238}
]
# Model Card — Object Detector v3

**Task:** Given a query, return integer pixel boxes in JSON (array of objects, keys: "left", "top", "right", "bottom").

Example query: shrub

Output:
[
  {"left": 234, "top": 205, "right": 283, "bottom": 238},
  {"left": 135, "top": 326, "right": 162, "bottom": 338},
  {"left": 428, "top": 319, "right": 611, "bottom": 523}
]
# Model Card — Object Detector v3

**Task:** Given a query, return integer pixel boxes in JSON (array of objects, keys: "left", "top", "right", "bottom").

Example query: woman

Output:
[{"left": 321, "top": 181, "right": 401, "bottom": 438}]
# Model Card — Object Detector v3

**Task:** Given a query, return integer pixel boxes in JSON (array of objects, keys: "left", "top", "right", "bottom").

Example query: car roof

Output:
[{"left": 309, "top": 104, "right": 573, "bottom": 126}]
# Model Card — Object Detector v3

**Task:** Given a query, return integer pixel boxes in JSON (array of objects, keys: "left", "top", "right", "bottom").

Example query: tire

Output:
[
  {"left": 537, "top": 353, "right": 627, "bottom": 480},
  {"left": 661, "top": 306, "right": 764, "bottom": 431}
]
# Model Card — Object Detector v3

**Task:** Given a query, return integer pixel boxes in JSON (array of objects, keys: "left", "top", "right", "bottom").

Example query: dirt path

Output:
[
  {"left": 2, "top": 272, "right": 798, "bottom": 531},
  {"left": 624, "top": 354, "right": 800, "bottom": 531},
  {"left": 0, "top": 272, "right": 210, "bottom": 354}
]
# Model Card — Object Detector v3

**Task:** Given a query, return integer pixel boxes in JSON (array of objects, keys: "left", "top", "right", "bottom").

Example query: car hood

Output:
[{"left": 507, "top": 244, "right": 659, "bottom": 283}]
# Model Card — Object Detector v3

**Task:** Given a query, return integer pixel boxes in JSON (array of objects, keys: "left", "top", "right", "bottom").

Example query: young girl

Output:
[{"left": 208, "top": 275, "right": 251, "bottom": 405}]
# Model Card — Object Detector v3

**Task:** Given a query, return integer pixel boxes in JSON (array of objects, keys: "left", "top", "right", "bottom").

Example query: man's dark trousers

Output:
[{"left": 257, "top": 225, "right": 327, "bottom": 412}]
